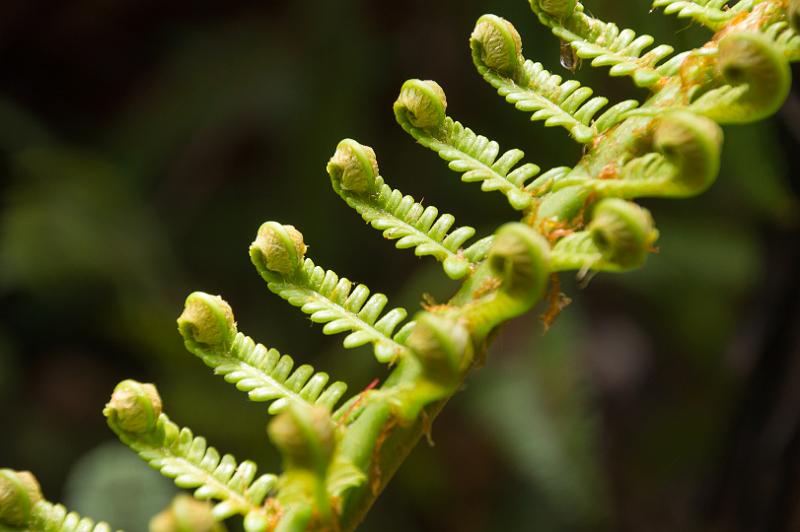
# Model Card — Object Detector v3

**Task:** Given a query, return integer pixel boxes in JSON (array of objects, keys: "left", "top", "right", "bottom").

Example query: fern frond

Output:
[
  {"left": 394, "top": 79, "right": 541, "bottom": 210},
  {"left": 327, "top": 139, "right": 484, "bottom": 280},
  {"left": 29, "top": 502, "right": 114, "bottom": 532},
  {"left": 473, "top": 43, "right": 633, "bottom": 142},
  {"left": 651, "top": 0, "right": 734, "bottom": 31},
  {"left": 177, "top": 293, "right": 348, "bottom": 414},
  {"left": 762, "top": 20, "right": 800, "bottom": 60},
  {"left": 529, "top": 1, "right": 675, "bottom": 88},
  {"left": 251, "top": 222, "right": 414, "bottom": 364},
  {"left": 210, "top": 334, "right": 348, "bottom": 414},
  {"left": 549, "top": 198, "right": 658, "bottom": 272},
  {"left": 105, "top": 381, "right": 275, "bottom": 526}
]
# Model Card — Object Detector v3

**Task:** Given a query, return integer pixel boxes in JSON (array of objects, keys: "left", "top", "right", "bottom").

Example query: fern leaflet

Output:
[
  {"left": 187, "top": 331, "right": 348, "bottom": 415},
  {"left": 253, "top": 252, "right": 415, "bottom": 364},
  {"left": 29, "top": 502, "right": 114, "bottom": 532},
  {"left": 109, "top": 413, "right": 275, "bottom": 524},
  {"left": 652, "top": 0, "right": 734, "bottom": 30},
  {"left": 530, "top": 1, "right": 676, "bottom": 88},
  {"left": 395, "top": 111, "right": 540, "bottom": 209},
  {"left": 473, "top": 51, "right": 639, "bottom": 143},
  {"left": 331, "top": 176, "right": 486, "bottom": 281}
]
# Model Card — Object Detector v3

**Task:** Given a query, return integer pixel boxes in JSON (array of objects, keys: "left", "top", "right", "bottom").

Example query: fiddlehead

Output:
[
  {"left": 471, "top": 16, "right": 641, "bottom": 143},
  {"left": 11, "top": 2, "right": 793, "bottom": 531},
  {"left": 470, "top": 14, "right": 524, "bottom": 77},
  {"left": 328, "top": 139, "right": 487, "bottom": 279},
  {"left": 460, "top": 223, "right": 551, "bottom": 338},
  {"left": 587, "top": 198, "right": 658, "bottom": 270},
  {"left": 549, "top": 199, "right": 659, "bottom": 273},
  {"left": 178, "top": 292, "right": 348, "bottom": 414},
  {"left": 251, "top": 221, "right": 415, "bottom": 363},
  {"left": 692, "top": 32, "right": 791, "bottom": 123},
  {"left": 1, "top": 469, "right": 115, "bottom": 532},
  {"left": 150, "top": 495, "right": 225, "bottom": 532},
  {"left": 104, "top": 380, "right": 276, "bottom": 529},
  {"left": 394, "top": 79, "right": 543, "bottom": 210},
  {"left": 555, "top": 110, "right": 723, "bottom": 199},
  {"left": 1, "top": 469, "right": 42, "bottom": 528}
]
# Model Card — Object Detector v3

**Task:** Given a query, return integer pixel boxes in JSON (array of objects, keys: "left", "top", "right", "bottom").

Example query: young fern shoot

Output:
[{"left": 2, "top": 1, "right": 798, "bottom": 531}]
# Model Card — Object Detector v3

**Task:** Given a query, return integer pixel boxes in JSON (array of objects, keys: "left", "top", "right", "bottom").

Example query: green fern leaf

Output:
[
  {"left": 473, "top": 52, "right": 630, "bottom": 143},
  {"left": 530, "top": 1, "right": 675, "bottom": 88},
  {"left": 652, "top": 0, "right": 734, "bottom": 30},
  {"left": 177, "top": 292, "right": 348, "bottom": 414},
  {"left": 327, "top": 139, "right": 485, "bottom": 280},
  {"left": 394, "top": 79, "right": 541, "bottom": 210},
  {"left": 29, "top": 502, "right": 115, "bottom": 532},
  {"left": 193, "top": 333, "right": 348, "bottom": 414},
  {"left": 109, "top": 414, "right": 275, "bottom": 525},
  {"left": 252, "top": 244, "right": 415, "bottom": 364}
]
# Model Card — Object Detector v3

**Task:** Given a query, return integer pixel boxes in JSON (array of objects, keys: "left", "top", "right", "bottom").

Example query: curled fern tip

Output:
[
  {"left": 394, "top": 79, "right": 448, "bottom": 130},
  {"left": 104, "top": 379, "right": 162, "bottom": 434},
  {"left": 150, "top": 495, "right": 224, "bottom": 532},
  {"left": 268, "top": 403, "right": 335, "bottom": 473},
  {"left": 471, "top": 15, "right": 523, "bottom": 77},
  {"left": 327, "top": 138, "right": 379, "bottom": 194},
  {"left": 407, "top": 313, "right": 472, "bottom": 386},
  {"left": 178, "top": 292, "right": 237, "bottom": 351},
  {"left": 251, "top": 221, "right": 307, "bottom": 276},
  {"left": 654, "top": 110, "right": 722, "bottom": 196},
  {"left": 0, "top": 469, "right": 42, "bottom": 527},
  {"left": 711, "top": 32, "right": 791, "bottom": 123},
  {"left": 589, "top": 199, "right": 658, "bottom": 270}
]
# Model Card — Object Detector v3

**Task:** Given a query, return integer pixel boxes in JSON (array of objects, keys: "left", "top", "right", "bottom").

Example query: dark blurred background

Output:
[{"left": 1, "top": 1, "right": 799, "bottom": 530}]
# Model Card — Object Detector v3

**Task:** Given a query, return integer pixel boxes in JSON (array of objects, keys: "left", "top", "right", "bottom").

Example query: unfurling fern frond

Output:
[
  {"left": 552, "top": 111, "right": 722, "bottom": 199},
  {"left": 250, "top": 221, "right": 415, "bottom": 364},
  {"left": 471, "top": 15, "right": 639, "bottom": 143},
  {"left": 393, "top": 79, "right": 541, "bottom": 210},
  {"left": 177, "top": 292, "right": 348, "bottom": 414},
  {"left": 651, "top": 0, "right": 734, "bottom": 31},
  {"left": 104, "top": 381, "right": 275, "bottom": 530},
  {"left": 529, "top": 1, "right": 675, "bottom": 88},
  {"left": 550, "top": 198, "right": 658, "bottom": 272},
  {"left": 327, "top": 139, "right": 488, "bottom": 280},
  {"left": 29, "top": 502, "right": 114, "bottom": 532},
  {"left": 0, "top": 469, "right": 113, "bottom": 532},
  {"left": 692, "top": 32, "right": 791, "bottom": 124}
]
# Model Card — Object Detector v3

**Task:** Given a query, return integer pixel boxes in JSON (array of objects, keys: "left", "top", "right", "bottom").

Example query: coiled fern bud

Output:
[
  {"left": 150, "top": 495, "right": 225, "bottom": 532},
  {"left": 268, "top": 403, "right": 336, "bottom": 474},
  {"left": 250, "top": 221, "right": 307, "bottom": 276},
  {"left": 327, "top": 138, "right": 380, "bottom": 194},
  {"left": 0, "top": 469, "right": 42, "bottom": 527},
  {"left": 103, "top": 379, "right": 162, "bottom": 434},
  {"left": 533, "top": 0, "right": 577, "bottom": 18},
  {"left": 393, "top": 79, "right": 447, "bottom": 131},
  {"left": 177, "top": 292, "right": 236, "bottom": 351},
  {"left": 489, "top": 223, "right": 550, "bottom": 302},
  {"left": 471, "top": 15, "right": 524, "bottom": 77},
  {"left": 712, "top": 31, "right": 791, "bottom": 123},
  {"left": 589, "top": 199, "right": 658, "bottom": 270},
  {"left": 407, "top": 313, "right": 472, "bottom": 386},
  {"left": 654, "top": 110, "right": 722, "bottom": 196}
]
